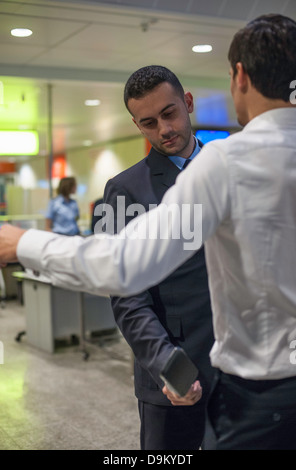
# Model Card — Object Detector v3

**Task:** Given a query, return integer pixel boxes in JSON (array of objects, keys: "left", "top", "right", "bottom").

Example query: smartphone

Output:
[{"left": 159, "top": 347, "right": 199, "bottom": 397}]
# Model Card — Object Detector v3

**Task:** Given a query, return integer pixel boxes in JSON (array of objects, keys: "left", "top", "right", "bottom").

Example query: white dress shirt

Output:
[{"left": 17, "top": 108, "right": 296, "bottom": 380}]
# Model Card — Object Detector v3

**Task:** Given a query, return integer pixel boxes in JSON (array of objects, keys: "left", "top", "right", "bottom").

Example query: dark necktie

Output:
[{"left": 182, "top": 158, "right": 191, "bottom": 170}]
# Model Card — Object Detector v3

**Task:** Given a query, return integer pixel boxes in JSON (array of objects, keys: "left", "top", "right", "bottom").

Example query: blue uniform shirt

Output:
[{"left": 46, "top": 195, "right": 80, "bottom": 236}]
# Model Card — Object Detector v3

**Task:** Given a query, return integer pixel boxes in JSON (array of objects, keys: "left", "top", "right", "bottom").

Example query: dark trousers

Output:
[
  {"left": 138, "top": 399, "right": 206, "bottom": 450},
  {"left": 207, "top": 371, "right": 296, "bottom": 450}
]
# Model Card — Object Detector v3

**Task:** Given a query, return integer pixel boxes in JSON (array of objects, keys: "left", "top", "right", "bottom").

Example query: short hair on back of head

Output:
[
  {"left": 57, "top": 177, "right": 76, "bottom": 197},
  {"left": 124, "top": 65, "right": 185, "bottom": 113},
  {"left": 228, "top": 14, "right": 296, "bottom": 102}
]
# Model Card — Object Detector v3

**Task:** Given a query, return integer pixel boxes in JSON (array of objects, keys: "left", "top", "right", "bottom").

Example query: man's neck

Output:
[{"left": 245, "top": 89, "right": 295, "bottom": 124}]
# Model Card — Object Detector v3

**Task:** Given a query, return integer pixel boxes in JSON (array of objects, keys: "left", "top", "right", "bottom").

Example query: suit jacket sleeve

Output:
[{"left": 103, "top": 178, "right": 175, "bottom": 388}]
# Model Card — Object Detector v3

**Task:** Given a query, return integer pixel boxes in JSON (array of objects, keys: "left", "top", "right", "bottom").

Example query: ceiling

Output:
[{"left": 0, "top": 0, "right": 295, "bottom": 159}]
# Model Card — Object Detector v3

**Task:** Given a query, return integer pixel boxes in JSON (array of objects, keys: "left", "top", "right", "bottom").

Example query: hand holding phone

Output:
[
  {"left": 159, "top": 347, "right": 199, "bottom": 397},
  {"left": 162, "top": 379, "right": 202, "bottom": 406}
]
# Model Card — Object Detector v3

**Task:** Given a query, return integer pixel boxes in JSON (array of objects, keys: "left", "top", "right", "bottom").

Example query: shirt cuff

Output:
[{"left": 17, "top": 229, "right": 57, "bottom": 272}]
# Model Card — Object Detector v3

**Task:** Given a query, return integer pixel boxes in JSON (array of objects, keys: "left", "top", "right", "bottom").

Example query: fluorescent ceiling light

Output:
[
  {"left": 192, "top": 44, "right": 213, "bottom": 53},
  {"left": 11, "top": 28, "right": 33, "bottom": 38},
  {"left": 0, "top": 131, "right": 39, "bottom": 155},
  {"left": 85, "top": 99, "right": 101, "bottom": 106}
]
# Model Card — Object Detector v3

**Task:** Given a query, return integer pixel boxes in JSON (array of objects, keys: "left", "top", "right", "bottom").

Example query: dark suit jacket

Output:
[{"left": 103, "top": 146, "right": 214, "bottom": 406}]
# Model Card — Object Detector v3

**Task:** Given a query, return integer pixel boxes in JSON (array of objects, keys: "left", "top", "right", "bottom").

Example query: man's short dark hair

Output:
[
  {"left": 124, "top": 65, "right": 185, "bottom": 113},
  {"left": 228, "top": 14, "right": 296, "bottom": 102}
]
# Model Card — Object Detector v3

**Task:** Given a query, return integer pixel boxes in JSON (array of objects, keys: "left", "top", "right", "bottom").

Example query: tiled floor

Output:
[{"left": 0, "top": 300, "right": 140, "bottom": 450}]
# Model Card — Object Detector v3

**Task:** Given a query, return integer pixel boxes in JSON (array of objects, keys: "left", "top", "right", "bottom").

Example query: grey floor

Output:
[{"left": 0, "top": 299, "right": 140, "bottom": 450}]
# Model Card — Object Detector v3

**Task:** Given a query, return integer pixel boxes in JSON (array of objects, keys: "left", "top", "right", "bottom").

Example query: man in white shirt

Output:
[{"left": 0, "top": 13, "right": 296, "bottom": 449}]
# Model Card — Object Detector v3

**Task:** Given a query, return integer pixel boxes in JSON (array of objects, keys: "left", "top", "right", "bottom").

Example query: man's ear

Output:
[
  {"left": 235, "top": 62, "right": 249, "bottom": 92},
  {"left": 184, "top": 92, "right": 194, "bottom": 113}
]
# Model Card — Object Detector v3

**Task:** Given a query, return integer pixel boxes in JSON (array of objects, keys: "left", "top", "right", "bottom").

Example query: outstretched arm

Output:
[{"left": 0, "top": 143, "right": 229, "bottom": 297}]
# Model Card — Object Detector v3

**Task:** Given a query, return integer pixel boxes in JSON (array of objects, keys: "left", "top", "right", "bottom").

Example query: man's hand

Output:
[
  {"left": 162, "top": 380, "right": 202, "bottom": 406},
  {"left": 0, "top": 224, "right": 26, "bottom": 266}
]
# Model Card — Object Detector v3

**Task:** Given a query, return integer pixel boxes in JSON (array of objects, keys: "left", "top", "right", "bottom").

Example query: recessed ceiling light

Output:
[
  {"left": 192, "top": 44, "right": 213, "bottom": 53},
  {"left": 85, "top": 99, "right": 101, "bottom": 106},
  {"left": 11, "top": 28, "right": 33, "bottom": 38}
]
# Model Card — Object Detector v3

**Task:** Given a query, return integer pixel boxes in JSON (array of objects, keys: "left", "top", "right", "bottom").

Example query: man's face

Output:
[{"left": 128, "top": 82, "right": 194, "bottom": 158}]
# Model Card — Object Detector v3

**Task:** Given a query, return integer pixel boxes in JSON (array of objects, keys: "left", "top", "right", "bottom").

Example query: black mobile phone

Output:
[{"left": 159, "top": 347, "right": 199, "bottom": 397}]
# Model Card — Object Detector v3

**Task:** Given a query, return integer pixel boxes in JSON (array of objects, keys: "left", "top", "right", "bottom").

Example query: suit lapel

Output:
[
  {"left": 147, "top": 147, "right": 181, "bottom": 201},
  {"left": 146, "top": 138, "right": 203, "bottom": 202}
]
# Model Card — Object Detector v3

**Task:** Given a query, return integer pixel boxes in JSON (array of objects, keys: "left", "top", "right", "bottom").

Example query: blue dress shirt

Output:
[{"left": 168, "top": 137, "right": 201, "bottom": 170}]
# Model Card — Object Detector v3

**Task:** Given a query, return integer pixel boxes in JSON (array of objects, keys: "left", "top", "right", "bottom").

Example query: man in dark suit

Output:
[{"left": 103, "top": 66, "right": 214, "bottom": 450}]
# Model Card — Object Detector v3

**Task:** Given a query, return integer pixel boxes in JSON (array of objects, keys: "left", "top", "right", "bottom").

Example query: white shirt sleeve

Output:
[{"left": 17, "top": 142, "right": 230, "bottom": 297}]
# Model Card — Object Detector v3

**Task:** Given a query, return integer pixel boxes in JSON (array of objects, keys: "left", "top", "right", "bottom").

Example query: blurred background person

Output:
[{"left": 45, "top": 176, "right": 80, "bottom": 236}]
